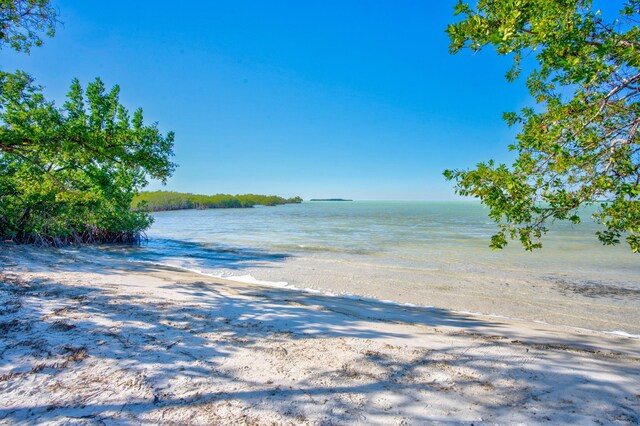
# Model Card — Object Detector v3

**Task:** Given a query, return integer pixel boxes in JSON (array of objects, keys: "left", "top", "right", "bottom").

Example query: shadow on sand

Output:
[{"left": 0, "top": 245, "right": 639, "bottom": 424}]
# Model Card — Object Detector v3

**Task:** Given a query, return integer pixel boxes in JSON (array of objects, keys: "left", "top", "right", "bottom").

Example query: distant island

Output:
[
  {"left": 133, "top": 191, "right": 303, "bottom": 212},
  {"left": 309, "top": 198, "right": 353, "bottom": 201}
]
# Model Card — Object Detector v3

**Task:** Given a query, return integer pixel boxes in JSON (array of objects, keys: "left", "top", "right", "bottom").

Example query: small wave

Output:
[
  {"left": 119, "top": 258, "right": 292, "bottom": 289},
  {"left": 604, "top": 330, "right": 640, "bottom": 339},
  {"left": 222, "top": 274, "right": 288, "bottom": 288}
]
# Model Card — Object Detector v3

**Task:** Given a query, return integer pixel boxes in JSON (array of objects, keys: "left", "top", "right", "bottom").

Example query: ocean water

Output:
[{"left": 96, "top": 201, "right": 640, "bottom": 335}]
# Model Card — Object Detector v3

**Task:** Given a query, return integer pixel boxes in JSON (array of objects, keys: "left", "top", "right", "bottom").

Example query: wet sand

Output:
[{"left": 240, "top": 252, "right": 640, "bottom": 336}]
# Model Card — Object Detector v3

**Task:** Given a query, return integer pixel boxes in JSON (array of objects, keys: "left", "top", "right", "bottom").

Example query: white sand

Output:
[{"left": 1, "top": 245, "right": 639, "bottom": 425}]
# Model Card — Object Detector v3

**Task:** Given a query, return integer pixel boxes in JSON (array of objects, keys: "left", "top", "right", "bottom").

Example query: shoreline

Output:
[
  {"left": 1, "top": 245, "right": 640, "bottom": 424},
  {"left": 19, "top": 241, "right": 640, "bottom": 338},
  {"left": 132, "top": 201, "right": 640, "bottom": 338},
  {"left": 237, "top": 253, "right": 640, "bottom": 337},
  {"left": 111, "top": 255, "right": 640, "bottom": 341},
  {"left": 139, "top": 201, "right": 640, "bottom": 338}
]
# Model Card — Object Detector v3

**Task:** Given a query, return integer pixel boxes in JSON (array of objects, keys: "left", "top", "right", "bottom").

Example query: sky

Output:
[{"left": 0, "top": 0, "right": 535, "bottom": 200}]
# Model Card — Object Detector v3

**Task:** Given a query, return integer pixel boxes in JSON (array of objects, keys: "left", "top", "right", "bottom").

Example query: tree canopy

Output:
[
  {"left": 0, "top": 0, "right": 58, "bottom": 53},
  {"left": 134, "top": 191, "right": 302, "bottom": 212},
  {"left": 0, "top": 73, "right": 176, "bottom": 244},
  {"left": 444, "top": 0, "right": 640, "bottom": 252},
  {"left": 0, "top": 0, "right": 176, "bottom": 245}
]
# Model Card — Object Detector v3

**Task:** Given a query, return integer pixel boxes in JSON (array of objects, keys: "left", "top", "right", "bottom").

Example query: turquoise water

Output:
[
  {"left": 144, "top": 201, "right": 636, "bottom": 276},
  {"left": 98, "top": 201, "right": 640, "bottom": 334}
]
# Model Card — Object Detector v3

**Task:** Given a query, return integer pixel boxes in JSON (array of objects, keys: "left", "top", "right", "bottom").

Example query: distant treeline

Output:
[{"left": 133, "top": 191, "right": 303, "bottom": 212}]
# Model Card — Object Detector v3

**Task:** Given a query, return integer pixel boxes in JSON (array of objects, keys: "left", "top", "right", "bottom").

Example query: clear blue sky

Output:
[{"left": 1, "top": 0, "right": 533, "bottom": 200}]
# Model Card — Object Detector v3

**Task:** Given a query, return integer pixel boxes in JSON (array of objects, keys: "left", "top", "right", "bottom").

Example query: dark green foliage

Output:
[
  {"left": 133, "top": 191, "right": 302, "bottom": 212},
  {"left": 444, "top": 0, "right": 640, "bottom": 252}
]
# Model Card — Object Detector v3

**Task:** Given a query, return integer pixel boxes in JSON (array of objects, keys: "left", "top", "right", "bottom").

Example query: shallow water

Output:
[{"left": 95, "top": 201, "right": 640, "bottom": 335}]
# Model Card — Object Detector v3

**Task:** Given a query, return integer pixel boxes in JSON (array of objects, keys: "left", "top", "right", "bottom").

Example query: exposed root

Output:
[{"left": 4, "top": 228, "right": 147, "bottom": 247}]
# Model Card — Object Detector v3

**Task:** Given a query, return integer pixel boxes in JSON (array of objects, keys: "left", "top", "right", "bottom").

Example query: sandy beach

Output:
[{"left": 1, "top": 244, "right": 639, "bottom": 425}]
